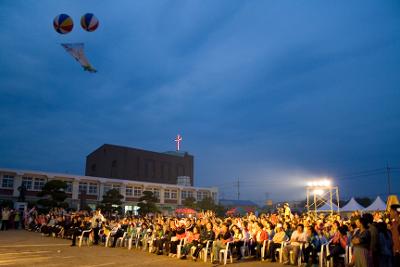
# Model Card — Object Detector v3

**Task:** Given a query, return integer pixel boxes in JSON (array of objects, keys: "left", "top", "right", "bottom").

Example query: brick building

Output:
[{"left": 85, "top": 144, "right": 194, "bottom": 186}]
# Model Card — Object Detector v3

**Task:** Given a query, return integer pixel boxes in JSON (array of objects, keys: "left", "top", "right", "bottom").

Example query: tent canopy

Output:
[
  {"left": 364, "top": 196, "right": 386, "bottom": 211},
  {"left": 341, "top": 197, "right": 364, "bottom": 212}
]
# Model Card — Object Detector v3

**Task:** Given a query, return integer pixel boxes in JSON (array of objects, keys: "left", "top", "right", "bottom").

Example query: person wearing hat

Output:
[
  {"left": 390, "top": 204, "right": 400, "bottom": 266},
  {"left": 284, "top": 203, "right": 291, "bottom": 218},
  {"left": 266, "top": 223, "right": 288, "bottom": 262}
]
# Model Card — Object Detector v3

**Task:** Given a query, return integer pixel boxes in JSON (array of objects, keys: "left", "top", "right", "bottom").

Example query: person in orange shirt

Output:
[{"left": 251, "top": 222, "right": 268, "bottom": 260}]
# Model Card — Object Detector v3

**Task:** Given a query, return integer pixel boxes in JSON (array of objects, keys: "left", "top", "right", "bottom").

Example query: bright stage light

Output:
[
  {"left": 313, "top": 189, "right": 324, "bottom": 195},
  {"left": 306, "top": 179, "right": 332, "bottom": 187}
]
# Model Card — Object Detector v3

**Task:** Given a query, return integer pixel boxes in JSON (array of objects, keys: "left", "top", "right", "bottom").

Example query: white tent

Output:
[
  {"left": 341, "top": 197, "right": 364, "bottom": 212},
  {"left": 364, "top": 196, "right": 386, "bottom": 211},
  {"left": 317, "top": 202, "right": 339, "bottom": 212}
]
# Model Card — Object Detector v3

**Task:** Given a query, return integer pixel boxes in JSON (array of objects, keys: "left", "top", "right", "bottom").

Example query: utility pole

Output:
[
  {"left": 386, "top": 162, "right": 392, "bottom": 195},
  {"left": 237, "top": 178, "right": 240, "bottom": 200}
]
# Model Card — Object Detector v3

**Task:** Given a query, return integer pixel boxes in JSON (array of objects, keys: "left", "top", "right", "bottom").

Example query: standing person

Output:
[
  {"left": 14, "top": 211, "right": 20, "bottom": 230},
  {"left": 350, "top": 217, "right": 372, "bottom": 267},
  {"left": 1, "top": 207, "right": 11, "bottom": 231},
  {"left": 363, "top": 213, "right": 379, "bottom": 267},
  {"left": 91, "top": 209, "right": 105, "bottom": 245},
  {"left": 376, "top": 221, "right": 393, "bottom": 267},
  {"left": 389, "top": 204, "right": 400, "bottom": 267}
]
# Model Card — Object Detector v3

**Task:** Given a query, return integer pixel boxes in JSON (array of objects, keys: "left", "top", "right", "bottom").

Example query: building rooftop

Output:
[{"left": 219, "top": 199, "right": 259, "bottom": 207}]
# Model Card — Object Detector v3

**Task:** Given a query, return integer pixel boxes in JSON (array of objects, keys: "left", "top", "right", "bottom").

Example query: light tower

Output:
[{"left": 306, "top": 179, "right": 340, "bottom": 215}]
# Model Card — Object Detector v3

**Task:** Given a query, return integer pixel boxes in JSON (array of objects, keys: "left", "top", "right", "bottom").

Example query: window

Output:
[
  {"left": 88, "top": 183, "right": 98, "bottom": 195},
  {"left": 146, "top": 188, "right": 160, "bottom": 199},
  {"left": 79, "top": 182, "right": 88, "bottom": 193},
  {"left": 103, "top": 184, "right": 121, "bottom": 195},
  {"left": 111, "top": 160, "right": 117, "bottom": 168},
  {"left": 153, "top": 188, "right": 160, "bottom": 199},
  {"left": 22, "top": 177, "right": 33, "bottom": 190},
  {"left": 170, "top": 190, "right": 177, "bottom": 199},
  {"left": 133, "top": 186, "right": 142, "bottom": 197},
  {"left": 188, "top": 191, "right": 193, "bottom": 199},
  {"left": 91, "top": 164, "right": 96, "bottom": 172},
  {"left": 1, "top": 175, "right": 14, "bottom": 188},
  {"left": 113, "top": 185, "right": 120, "bottom": 192},
  {"left": 165, "top": 189, "right": 177, "bottom": 199},
  {"left": 164, "top": 189, "right": 170, "bottom": 199},
  {"left": 181, "top": 190, "right": 188, "bottom": 200},
  {"left": 33, "top": 178, "right": 46, "bottom": 191},
  {"left": 126, "top": 186, "right": 133, "bottom": 196},
  {"left": 197, "top": 191, "right": 209, "bottom": 201},
  {"left": 65, "top": 181, "right": 72, "bottom": 193},
  {"left": 103, "top": 184, "right": 111, "bottom": 194}
]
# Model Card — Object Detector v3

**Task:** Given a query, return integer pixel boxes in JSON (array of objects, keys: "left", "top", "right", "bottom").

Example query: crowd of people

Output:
[
  {"left": 2, "top": 204, "right": 399, "bottom": 267},
  {"left": 0, "top": 206, "right": 22, "bottom": 230}
]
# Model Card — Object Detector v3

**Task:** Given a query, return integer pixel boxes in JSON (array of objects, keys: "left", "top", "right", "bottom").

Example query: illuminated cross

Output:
[{"left": 174, "top": 134, "right": 182, "bottom": 151}]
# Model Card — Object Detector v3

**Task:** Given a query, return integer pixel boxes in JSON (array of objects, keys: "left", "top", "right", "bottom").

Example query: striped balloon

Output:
[
  {"left": 53, "top": 14, "right": 73, "bottom": 34},
  {"left": 80, "top": 13, "right": 99, "bottom": 32}
]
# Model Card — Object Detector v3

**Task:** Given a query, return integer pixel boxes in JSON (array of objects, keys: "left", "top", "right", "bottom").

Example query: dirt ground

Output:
[{"left": 0, "top": 230, "right": 287, "bottom": 267}]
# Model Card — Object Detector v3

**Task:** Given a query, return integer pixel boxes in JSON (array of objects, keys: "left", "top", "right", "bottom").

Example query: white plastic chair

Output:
[
  {"left": 325, "top": 244, "right": 349, "bottom": 267},
  {"left": 219, "top": 242, "right": 233, "bottom": 265},
  {"left": 176, "top": 238, "right": 186, "bottom": 259},
  {"left": 261, "top": 240, "right": 270, "bottom": 261},
  {"left": 78, "top": 229, "right": 92, "bottom": 247},
  {"left": 200, "top": 240, "right": 212, "bottom": 262},
  {"left": 116, "top": 232, "right": 127, "bottom": 247},
  {"left": 128, "top": 232, "right": 137, "bottom": 250},
  {"left": 288, "top": 243, "right": 303, "bottom": 266},
  {"left": 240, "top": 239, "right": 251, "bottom": 258},
  {"left": 105, "top": 232, "right": 113, "bottom": 247}
]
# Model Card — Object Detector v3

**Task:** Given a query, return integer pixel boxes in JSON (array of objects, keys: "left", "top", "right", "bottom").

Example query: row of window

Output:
[
  {"left": 0, "top": 175, "right": 215, "bottom": 200},
  {"left": 22, "top": 177, "right": 46, "bottom": 191}
]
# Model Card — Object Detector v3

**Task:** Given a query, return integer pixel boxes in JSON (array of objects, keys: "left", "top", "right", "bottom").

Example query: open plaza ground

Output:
[{"left": 0, "top": 230, "right": 286, "bottom": 267}]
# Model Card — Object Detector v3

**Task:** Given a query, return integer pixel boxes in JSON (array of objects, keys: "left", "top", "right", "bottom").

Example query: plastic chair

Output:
[
  {"left": 288, "top": 243, "right": 303, "bottom": 266},
  {"left": 177, "top": 238, "right": 186, "bottom": 259},
  {"left": 200, "top": 240, "right": 212, "bottom": 262},
  {"left": 116, "top": 232, "right": 127, "bottom": 247},
  {"left": 78, "top": 229, "right": 92, "bottom": 247},
  {"left": 105, "top": 232, "right": 113, "bottom": 247},
  {"left": 240, "top": 239, "right": 251, "bottom": 259},
  {"left": 219, "top": 242, "right": 233, "bottom": 265},
  {"left": 261, "top": 240, "right": 270, "bottom": 261}
]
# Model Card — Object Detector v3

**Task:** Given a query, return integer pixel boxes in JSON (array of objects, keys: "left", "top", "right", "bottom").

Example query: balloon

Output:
[
  {"left": 53, "top": 14, "right": 73, "bottom": 34},
  {"left": 80, "top": 13, "right": 99, "bottom": 32}
]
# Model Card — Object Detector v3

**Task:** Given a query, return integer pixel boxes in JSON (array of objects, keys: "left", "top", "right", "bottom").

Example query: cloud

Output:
[{"left": 0, "top": 0, "right": 399, "bottom": 201}]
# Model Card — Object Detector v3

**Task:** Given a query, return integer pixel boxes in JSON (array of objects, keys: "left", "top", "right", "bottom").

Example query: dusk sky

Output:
[{"left": 1, "top": 1, "right": 399, "bottom": 203}]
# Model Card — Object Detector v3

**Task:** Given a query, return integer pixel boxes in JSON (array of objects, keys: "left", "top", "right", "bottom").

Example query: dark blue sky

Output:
[{"left": 1, "top": 0, "right": 399, "bottom": 203}]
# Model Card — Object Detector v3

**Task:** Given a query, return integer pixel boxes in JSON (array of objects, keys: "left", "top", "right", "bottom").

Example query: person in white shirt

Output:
[
  {"left": 91, "top": 209, "right": 105, "bottom": 245},
  {"left": 1, "top": 207, "right": 11, "bottom": 231},
  {"left": 282, "top": 223, "right": 307, "bottom": 265}
]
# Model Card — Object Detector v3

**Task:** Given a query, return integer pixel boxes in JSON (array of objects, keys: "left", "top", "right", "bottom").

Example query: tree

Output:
[
  {"left": 99, "top": 188, "right": 124, "bottom": 213},
  {"left": 182, "top": 196, "right": 197, "bottom": 209},
  {"left": 197, "top": 196, "right": 216, "bottom": 211},
  {"left": 137, "top": 190, "right": 159, "bottom": 215},
  {"left": 37, "top": 180, "right": 68, "bottom": 210}
]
